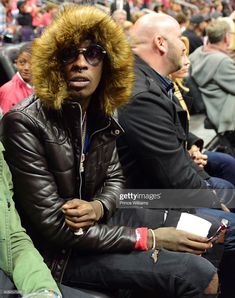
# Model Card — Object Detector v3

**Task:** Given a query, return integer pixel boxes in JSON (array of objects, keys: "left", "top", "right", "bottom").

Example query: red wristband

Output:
[{"left": 135, "top": 227, "right": 148, "bottom": 251}]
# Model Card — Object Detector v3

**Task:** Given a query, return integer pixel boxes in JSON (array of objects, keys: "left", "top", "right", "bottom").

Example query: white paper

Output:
[{"left": 176, "top": 212, "right": 212, "bottom": 237}]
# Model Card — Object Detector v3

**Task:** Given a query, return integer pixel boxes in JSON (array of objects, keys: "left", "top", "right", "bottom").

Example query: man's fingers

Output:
[
  {"left": 180, "top": 230, "right": 208, "bottom": 243},
  {"left": 65, "top": 214, "right": 96, "bottom": 223},
  {"left": 185, "top": 239, "right": 212, "bottom": 251},
  {"left": 63, "top": 207, "right": 88, "bottom": 217},
  {"left": 62, "top": 198, "right": 82, "bottom": 209}
]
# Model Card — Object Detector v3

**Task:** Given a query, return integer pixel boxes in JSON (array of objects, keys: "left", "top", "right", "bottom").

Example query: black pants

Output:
[{"left": 63, "top": 209, "right": 218, "bottom": 298}]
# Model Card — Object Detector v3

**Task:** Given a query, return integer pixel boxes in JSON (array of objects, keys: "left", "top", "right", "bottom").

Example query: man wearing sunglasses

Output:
[{"left": 0, "top": 5, "right": 218, "bottom": 298}]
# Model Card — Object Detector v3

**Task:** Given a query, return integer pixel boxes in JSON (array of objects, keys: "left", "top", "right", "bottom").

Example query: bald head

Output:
[
  {"left": 130, "top": 13, "right": 186, "bottom": 76},
  {"left": 131, "top": 13, "right": 180, "bottom": 45}
]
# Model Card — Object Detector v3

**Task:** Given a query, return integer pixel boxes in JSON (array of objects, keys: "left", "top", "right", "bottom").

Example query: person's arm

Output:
[
  {"left": 9, "top": 200, "right": 62, "bottom": 296},
  {"left": 0, "top": 143, "right": 61, "bottom": 296}
]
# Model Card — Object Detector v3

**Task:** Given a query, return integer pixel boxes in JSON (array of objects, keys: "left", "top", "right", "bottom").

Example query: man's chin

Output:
[{"left": 67, "top": 89, "right": 84, "bottom": 100}]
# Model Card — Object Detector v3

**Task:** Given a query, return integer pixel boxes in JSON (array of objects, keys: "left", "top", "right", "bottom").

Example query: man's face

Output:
[
  {"left": 165, "top": 24, "right": 186, "bottom": 73},
  {"left": 16, "top": 51, "right": 31, "bottom": 83},
  {"left": 63, "top": 40, "right": 103, "bottom": 102}
]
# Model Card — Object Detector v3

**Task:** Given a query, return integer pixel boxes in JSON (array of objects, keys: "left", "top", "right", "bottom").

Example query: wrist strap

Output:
[{"left": 135, "top": 227, "right": 148, "bottom": 251}]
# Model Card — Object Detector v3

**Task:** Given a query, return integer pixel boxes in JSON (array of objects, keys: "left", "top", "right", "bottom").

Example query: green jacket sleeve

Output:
[{"left": 0, "top": 142, "right": 61, "bottom": 296}]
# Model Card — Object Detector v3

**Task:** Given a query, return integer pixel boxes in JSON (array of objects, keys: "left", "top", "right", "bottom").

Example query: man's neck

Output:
[
  {"left": 204, "top": 42, "right": 228, "bottom": 54},
  {"left": 80, "top": 97, "right": 91, "bottom": 114}
]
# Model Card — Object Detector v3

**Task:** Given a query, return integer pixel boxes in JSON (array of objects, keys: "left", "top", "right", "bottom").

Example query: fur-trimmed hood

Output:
[{"left": 31, "top": 4, "right": 134, "bottom": 115}]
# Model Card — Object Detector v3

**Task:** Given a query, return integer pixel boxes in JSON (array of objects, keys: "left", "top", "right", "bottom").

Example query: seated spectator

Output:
[
  {"left": 117, "top": 12, "right": 233, "bottom": 206},
  {"left": 117, "top": 12, "right": 235, "bottom": 296},
  {"left": 16, "top": 0, "right": 32, "bottom": 27},
  {"left": 16, "top": 0, "right": 34, "bottom": 41},
  {"left": 171, "top": 40, "right": 235, "bottom": 187},
  {"left": 130, "top": 0, "right": 143, "bottom": 15},
  {"left": 112, "top": 9, "right": 127, "bottom": 28},
  {"left": 33, "top": 2, "right": 58, "bottom": 28},
  {"left": 0, "top": 0, "right": 16, "bottom": 44},
  {"left": 190, "top": 19, "right": 235, "bottom": 146},
  {"left": 0, "top": 42, "right": 33, "bottom": 114},
  {"left": 0, "top": 5, "right": 219, "bottom": 297},
  {"left": 0, "top": 141, "right": 62, "bottom": 297},
  {"left": 182, "top": 14, "right": 207, "bottom": 54},
  {"left": 110, "top": 0, "right": 131, "bottom": 20},
  {"left": 175, "top": 12, "right": 189, "bottom": 33}
]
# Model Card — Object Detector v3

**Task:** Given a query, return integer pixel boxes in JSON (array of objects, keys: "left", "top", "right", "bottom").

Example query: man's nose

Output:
[{"left": 74, "top": 52, "right": 88, "bottom": 68}]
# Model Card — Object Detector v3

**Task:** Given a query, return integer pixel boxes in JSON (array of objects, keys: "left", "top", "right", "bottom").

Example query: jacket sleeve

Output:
[
  {"left": 0, "top": 111, "right": 136, "bottom": 252},
  {"left": 10, "top": 200, "right": 62, "bottom": 296},
  {"left": 94, "top": 146, "right": 125, "bottom": 222},
  {"left": 118, "top": 91, "right": 219, "bottom": 208},
  {"left": 187, "top": 132, "right": 204, "bottom": 151},
  {"left": 0, "top": 144, "right": 61, "bottom": 296}
]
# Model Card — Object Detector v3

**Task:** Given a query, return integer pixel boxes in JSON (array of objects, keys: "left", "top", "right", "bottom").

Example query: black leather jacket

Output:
[{"left": 0, "top": 95, "right": 136, "bottom": 280}]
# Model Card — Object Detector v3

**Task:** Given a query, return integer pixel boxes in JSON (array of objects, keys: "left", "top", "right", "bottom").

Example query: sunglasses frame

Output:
[{"left": 61, "top": 44, "right": 107, "bottom": 66}]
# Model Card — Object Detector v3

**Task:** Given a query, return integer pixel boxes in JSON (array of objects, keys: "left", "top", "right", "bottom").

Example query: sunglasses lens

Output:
[
  {"left": 61, "top": 47, "right": 77, "bottom": 64},
  {"left": 61, "top": 45, "right": 106, "bottom": 65},
  {"left": 85, "top": 45, "right": 106, "bottom": 66}
]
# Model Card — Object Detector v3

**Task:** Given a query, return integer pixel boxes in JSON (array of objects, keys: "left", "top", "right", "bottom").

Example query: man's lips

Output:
[{"left": 69, "top": 77, "right": 90, "bottom": 88}]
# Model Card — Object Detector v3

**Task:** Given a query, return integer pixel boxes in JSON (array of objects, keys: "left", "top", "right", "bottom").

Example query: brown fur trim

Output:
[{"left": 31, "top": 5, "right": 134, "bottom": 115}]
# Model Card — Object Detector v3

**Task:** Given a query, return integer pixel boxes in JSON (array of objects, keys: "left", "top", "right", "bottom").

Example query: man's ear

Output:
[{"left": 153, "top": 35, "right": 167, "bottom": 54}]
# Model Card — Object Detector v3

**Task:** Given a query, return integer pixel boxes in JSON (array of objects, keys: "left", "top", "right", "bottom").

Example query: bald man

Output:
[
  {"left": 117, "top": 12, "right": 235, "bottom": 214},
  {"left": 117, "top": 12, "right": 235, "bottom": 297},
  {"left": 118, "top": 12, "right": 221, "bottom": 201}
]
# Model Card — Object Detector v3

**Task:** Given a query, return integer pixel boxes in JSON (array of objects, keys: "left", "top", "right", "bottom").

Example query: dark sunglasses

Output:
[{"left": 61, "top": 44, "right": 106, "bottom": 66}]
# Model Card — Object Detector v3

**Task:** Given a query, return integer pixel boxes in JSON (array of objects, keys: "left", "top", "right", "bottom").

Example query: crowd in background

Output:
[{"left": 1, "top": 0, "right": 235, "bottom": 46}]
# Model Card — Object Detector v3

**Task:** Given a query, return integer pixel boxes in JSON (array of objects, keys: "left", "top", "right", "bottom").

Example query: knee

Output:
[{"left": 203, "top": 272, "right": 219, "bottom": 295}]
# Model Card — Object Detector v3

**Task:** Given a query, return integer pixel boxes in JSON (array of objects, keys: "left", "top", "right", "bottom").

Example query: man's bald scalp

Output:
[{"left": 132, "top": 13, "right": 179, "bottom": 41}]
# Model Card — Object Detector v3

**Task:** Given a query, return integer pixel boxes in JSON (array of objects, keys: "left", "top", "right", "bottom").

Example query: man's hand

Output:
[
  {"left": 188, "top": 145, "right": 208, "bottom": 168},
  {"left": 62, "top": 199, "right": 103, "bottom": 231},
  {"left": 152, "top": 227, "right": 212, "bottom": 255}
]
